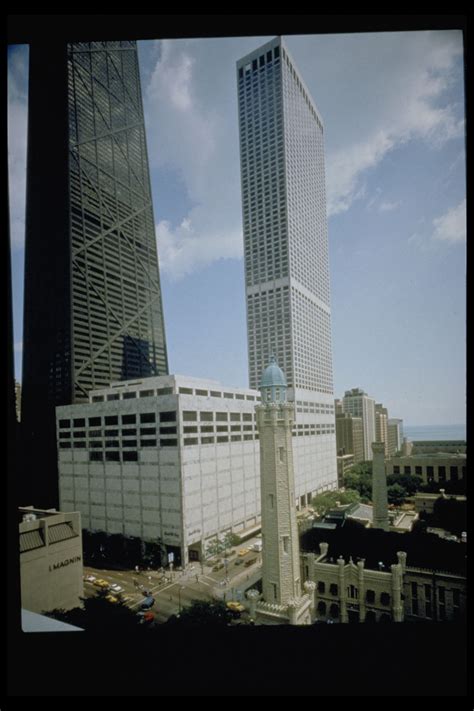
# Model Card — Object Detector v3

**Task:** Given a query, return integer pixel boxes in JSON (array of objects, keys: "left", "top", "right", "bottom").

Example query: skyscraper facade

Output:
[
  {"left": 237, "top": 37, "right": 337, "bottom": 500},
  {"left": 387, "top": 418, "right": 404, "bottom": 457},
  {"left": 21, "top": 40, "right": 168, "bottom": 507},
  {"left": 342, "top": 388, "right": 376, "bottom": 461},
  {"left": 336, "top": 412, "right": 364, "bottom": 463}
]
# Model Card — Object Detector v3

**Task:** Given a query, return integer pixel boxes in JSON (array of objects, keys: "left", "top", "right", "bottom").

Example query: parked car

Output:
[
  {"left": 212, "top": 563, "right": 225, "bottom": 572},
  {"left": 250, "top": 541, "right": 263, "bottom": 552},
  {"left": 244, "top": 557, "right": 257, "bottom": 567},
  {"left": 109, "top": 583, "right": 124, "bottom": 593},
  {"left": 93, "top": 578, "right": 110, "bottom": 589},
  {"left": 84, "top": 574, "right": 97, "bottom": 583},
  {"left": 105, "top": 594, "right": 119, "bottom": 604},
  {"left": 234, "top": 558, "right": 244, "bottom": 566},
  {"left": 238, "top": 548, "right": 250, "bottom": 557}
]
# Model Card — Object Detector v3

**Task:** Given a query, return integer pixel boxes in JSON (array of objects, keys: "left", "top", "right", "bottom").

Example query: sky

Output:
[{"left": 7, "top": 30, "right": 466, "bottom": 426}]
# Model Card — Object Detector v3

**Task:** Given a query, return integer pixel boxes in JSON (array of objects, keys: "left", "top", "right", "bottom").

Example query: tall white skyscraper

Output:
[{"left": 237, "top": 37, "right": 337, "bottom": 503}]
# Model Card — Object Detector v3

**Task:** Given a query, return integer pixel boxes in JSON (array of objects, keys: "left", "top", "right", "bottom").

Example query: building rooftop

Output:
[
  {"left": 300, "top": 518, "right": 467, "bottom": 575},
  {"left": 21, "top": 609, "right": 83, "bottom": 633},
  {"left": 391, "top": 452, "right": 466, "bottom": 460}
]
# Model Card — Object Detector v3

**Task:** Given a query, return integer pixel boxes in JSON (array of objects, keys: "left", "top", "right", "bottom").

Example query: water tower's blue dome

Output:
[{"left": 260, "top": 355, "right": 287, "bottom": 389}]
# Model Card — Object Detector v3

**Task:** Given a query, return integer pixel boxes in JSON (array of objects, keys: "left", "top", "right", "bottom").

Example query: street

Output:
[{"left": 82, "top": 537, "right": 263, "bottom": 624}]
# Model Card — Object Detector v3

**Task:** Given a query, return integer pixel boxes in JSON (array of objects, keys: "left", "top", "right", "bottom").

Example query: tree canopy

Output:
[
  {"left": 167, "top": 600, "right": 234, "bottom": 626},
  {"left": 311, "top": 489, "right": 360, "bottom": 517},
  {"left": 343, "top": 462, "right": 372, "bottom": 502},
  {"left": 45, "top": 590, "right": 143, "bottom": 633}
]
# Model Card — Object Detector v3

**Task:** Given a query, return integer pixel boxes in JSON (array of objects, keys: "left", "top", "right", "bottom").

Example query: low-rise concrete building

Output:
[
  {"left": 386, "top": 452, "right": 466, "bottom": 487},
  {"left": 411, "top": 440, "right": 466, "bottom": 455},
  {"left": 19, "top": 507, "right": 84, "bottom": 615},
  {"left": 56, "top": 374, "right": 337, "bottom": 567}
]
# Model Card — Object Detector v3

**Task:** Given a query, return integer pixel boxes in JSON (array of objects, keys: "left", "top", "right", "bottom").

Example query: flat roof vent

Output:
[{"left": 22, "top": 513, "right": 37, "bottom": 523}]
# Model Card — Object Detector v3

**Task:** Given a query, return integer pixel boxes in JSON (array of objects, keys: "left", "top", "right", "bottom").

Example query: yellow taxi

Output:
[
  {"left": 226, "top": 601, "right": 245, "bottom": 614},
  {"left": 105, "top": 594, "right": 119, "bottom": 604},
  {"left": 93, "top": 578, "right": 110, "bottom": 589},
  {"left": 238, "top": 548, "right": 250, "bottom": 557}
]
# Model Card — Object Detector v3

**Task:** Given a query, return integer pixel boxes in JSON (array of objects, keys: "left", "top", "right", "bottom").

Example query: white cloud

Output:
[
  {"left": 144, "top": 39, "right": 243, "bottom": 280},
  {"left": 326, "top": 33, "right": 464, "bottom": 217},
  {"left": 327, "top": 131, "right": 396, "bottom": 216},
  {"left": 156, "top": 218, "right": 242, "bottom": 280},
  {"left": 432, "top": 199, "right": 466, "bottom": 244},
  {"left": 145, "top": 40, "right": 218, "bottom": 196},
  {"left": 378, "top": 200, "right": 401, "bottom": 213}
]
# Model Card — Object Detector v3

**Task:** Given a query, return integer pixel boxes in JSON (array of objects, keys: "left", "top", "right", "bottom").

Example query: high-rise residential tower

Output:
[
  {"left": 342, "top": 388, "right": 376, "bottom": 461},
  {"left": 237, "top": 37, "right": 337, "bottom": 501},
  {"left": 21, "top": 40, "right": 168, "bottom": 507}
]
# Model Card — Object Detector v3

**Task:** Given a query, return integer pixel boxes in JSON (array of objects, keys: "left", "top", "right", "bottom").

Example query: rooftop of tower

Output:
[{"left": 260, "top": 356, "right": 287, "bottom": 389}]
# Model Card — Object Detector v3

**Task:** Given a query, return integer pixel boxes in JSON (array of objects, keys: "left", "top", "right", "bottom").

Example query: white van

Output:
[{"left": 251, "top": 540, "right": 263, "bottom": 552}]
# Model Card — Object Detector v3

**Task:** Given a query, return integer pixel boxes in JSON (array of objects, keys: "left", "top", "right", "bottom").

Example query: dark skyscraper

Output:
[{"left": 21, "top": 40, "right": 168, "bottom": 507}]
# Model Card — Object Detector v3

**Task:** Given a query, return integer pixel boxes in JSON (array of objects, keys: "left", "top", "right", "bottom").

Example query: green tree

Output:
[
  {"left": 311, "top": 489, "right": 360, "bottom": 517},
  {"left": 46, "top": 590, "right": 143, "bottom": 632},
  {"left": 387, "top": 472, "right": 422, "bottom": 496},
  {"left": 205, "top": 538, "right": 226, "bottom": 559},
  {"left": 387, "top": 483, "right": 407, "bottom": 506},
  {"left": 431, "top": 497, "right": 467, "bottom": 537},
  {"left": 167, "top": 600, "right": 234, "bottom": 626},
  {"left": 343, "top": 464, "right": 372, "bottom": 502},
  {"left": 223, "top": 532, "right": 240, "bottom": 549}
]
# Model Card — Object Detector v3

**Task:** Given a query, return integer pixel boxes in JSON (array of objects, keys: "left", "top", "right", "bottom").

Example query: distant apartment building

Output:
[
  {"left": 386, "top": 453, "right": 466, "bottom": 487},
  {"left": 342, "top": 388, "right": 375, "bottom": 461},
  {"left": 387, "top": 418, "right": 403, "bottom": 457},
  {"left": 56, "top": 374, "right": 337, "bottom": 567},
  {"left": 334, "top": 399, "right": 343, "bottom": 414},
  {"left": 335, "top": 412, "right": 364, "bottom": 463},
  {"left": 375, "top": 404, "right": 388, "bottom": 455},
  {"left": 19, "top": 507, "right": 83, "bottom": 614}
]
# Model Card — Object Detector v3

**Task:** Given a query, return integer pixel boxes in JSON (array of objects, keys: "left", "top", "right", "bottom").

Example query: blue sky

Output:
[{"left": 8, "top": 31, "right": 466, "bottom": 426}]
